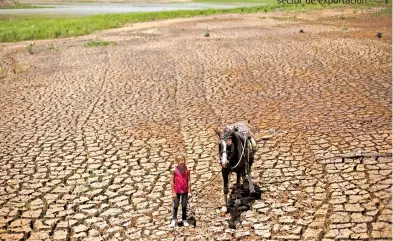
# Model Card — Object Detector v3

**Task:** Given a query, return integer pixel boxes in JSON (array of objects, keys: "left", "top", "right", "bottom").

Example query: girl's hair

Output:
[{"left": 175, "top": 154, "right": 186, "bottom": 163}]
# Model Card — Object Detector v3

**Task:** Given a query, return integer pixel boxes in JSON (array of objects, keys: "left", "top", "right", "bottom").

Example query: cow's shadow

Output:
[{"left": 227, "top": 180, "right": 262, "bottom": 229}]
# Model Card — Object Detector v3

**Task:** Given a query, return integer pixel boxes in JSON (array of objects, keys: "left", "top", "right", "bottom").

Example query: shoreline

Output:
[{"left": 1, "top": 1, "right": 390, "bottom": 42}]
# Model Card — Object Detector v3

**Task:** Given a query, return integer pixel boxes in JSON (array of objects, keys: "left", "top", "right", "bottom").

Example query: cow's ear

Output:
[{"left": 214, "top": 127, "right": 222, "bottom": 137}]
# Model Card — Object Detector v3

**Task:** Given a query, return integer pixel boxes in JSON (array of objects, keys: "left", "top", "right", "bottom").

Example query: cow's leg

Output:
[
  {"left": 234, "top": 169, "right": 241, "bottom": 205},
  {"left": 221, "top": 168, "right": 230, "bottom": 212}
]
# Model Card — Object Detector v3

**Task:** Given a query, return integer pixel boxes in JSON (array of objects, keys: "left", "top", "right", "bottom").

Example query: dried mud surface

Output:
[{"left": 0, "top": 9, "right": 392, "bottom": 241}]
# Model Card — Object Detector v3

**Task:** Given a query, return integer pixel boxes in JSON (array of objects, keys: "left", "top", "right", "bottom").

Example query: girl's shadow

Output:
[{"left": 227, "top": 180, "right": 262, "bottom": 229}]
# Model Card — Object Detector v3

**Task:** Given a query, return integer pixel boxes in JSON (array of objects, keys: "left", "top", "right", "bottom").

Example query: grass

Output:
[
  {"left": 47, "top": 43, "right": 59, "bottom": 51},
  {"left": 204, "top": 27, "right": 210, "bottom": 37},
  {"left": 372, "top": 5, "right": 392, "bottom": 15},
  {"left": 0, "top": 0, "right": 390, "bottom": 42},
  {"left": 341, "top": 25, "right": 348, "bottom": 30},
  {"left": 195, "top": 0, "right": 277, "bottom": 3},
  {"left": 25, "top": 200, "right": 31, "bottom": 210},
  {"left": 2, "top": 4, "right": 52, "bottom": 9},
  {"left": 26, "top": 42, "right": 34, "bottom": 54},
  {"left": 84, "top": 39, "right": 110, "bottom": 47}
]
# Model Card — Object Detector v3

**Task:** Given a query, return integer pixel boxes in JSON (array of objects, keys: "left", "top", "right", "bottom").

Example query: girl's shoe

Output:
[
  {"left": 169, "top": 219, "right": 177, "bottom": 227},
  {"left": 182, "top": 220, "right": 190, "bottom": 227}
]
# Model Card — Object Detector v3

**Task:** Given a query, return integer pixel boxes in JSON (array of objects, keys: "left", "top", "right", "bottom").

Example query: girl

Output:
[{"left": 170, "top": 155, "right": 191, "bottom": 227}]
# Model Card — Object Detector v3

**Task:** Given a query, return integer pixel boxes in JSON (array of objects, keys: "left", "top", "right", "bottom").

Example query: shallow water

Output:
[{"left": 0, "top": 2, "right": 259, "bottom": 19}]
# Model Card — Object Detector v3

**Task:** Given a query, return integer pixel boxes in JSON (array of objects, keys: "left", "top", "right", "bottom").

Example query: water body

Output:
[{"left": 0, "top": 2, "right": 260, "bottom": 18}]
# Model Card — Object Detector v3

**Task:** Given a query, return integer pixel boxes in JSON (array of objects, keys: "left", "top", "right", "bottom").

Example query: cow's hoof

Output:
[{"left": 221, "top": 206, "right": 227, "bottom": 213}]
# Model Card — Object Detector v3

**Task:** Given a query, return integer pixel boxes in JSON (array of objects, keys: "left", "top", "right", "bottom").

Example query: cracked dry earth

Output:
[{"left": 0, "top": 8, "right": 392, "bottom": 241}]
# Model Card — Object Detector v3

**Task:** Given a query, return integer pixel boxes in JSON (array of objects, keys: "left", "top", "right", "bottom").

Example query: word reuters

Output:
[{"left": 277, "top": 0, "right": 367, "bottom": 4}]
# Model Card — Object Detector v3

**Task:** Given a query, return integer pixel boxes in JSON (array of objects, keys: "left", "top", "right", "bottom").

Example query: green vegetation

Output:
[
  {"left": 2, "top": 4, "right": 51, "bottom": 9},
  {"left": 195, "top": 0, "right": 277, "bottom": 3},
  {"left": 26, "top": 42, "right": 34, "bottom": 54},
  {"left": 0, "top": 0, "right": 390, "bottom": 42},
  {"left": 84, "top": 39, "right": 110, "bottom": 47},
  {"left": 25, "top": 200, "right": 31, "bottom": 210},
  {"left": 0, "top": 6, "right": 326, "bottom": 42},
  {"left": 204, "top": 27, "right": 210, "bottom": 37},
  {"left": 47, "top": 43, "right": 59, "bottom": 51},
  {"left": 371, "top": 5, "right": 392, "bottom": 15}
]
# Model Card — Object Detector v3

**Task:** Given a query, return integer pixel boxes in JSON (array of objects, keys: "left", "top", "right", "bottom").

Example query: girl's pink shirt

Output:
[{"left": 174, "top": 166, "right": 189, "bottom": 194}]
